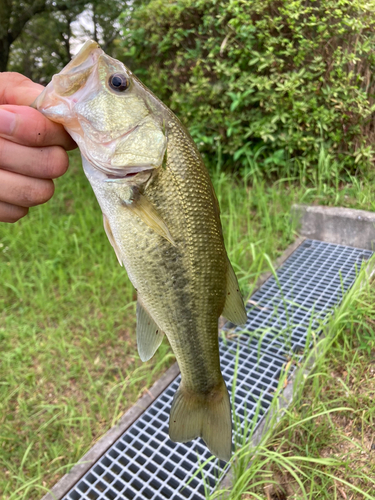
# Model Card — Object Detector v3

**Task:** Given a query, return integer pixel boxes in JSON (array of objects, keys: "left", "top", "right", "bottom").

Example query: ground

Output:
[
  {"left": 227, "top": 282, "right": 375, "bottom": 500},
  {"left": 0, "top": 151, "right": 374, "bottom": 499}
]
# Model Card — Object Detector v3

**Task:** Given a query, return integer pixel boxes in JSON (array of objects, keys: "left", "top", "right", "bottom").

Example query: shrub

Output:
[{"left": 120, "top": 0, "right": 375, "bottom": 179}]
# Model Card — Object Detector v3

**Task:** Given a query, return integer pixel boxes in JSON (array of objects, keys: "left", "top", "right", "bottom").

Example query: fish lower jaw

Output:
[
  {"left": 81, "top": 153, "right": 155, "bottom": 182},
  {"left": 103, "top": 167, "right": 153, "bottom": 182}
]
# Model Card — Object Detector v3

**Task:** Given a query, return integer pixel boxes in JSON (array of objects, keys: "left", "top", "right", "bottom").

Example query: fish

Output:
[{"left": 33, "top": 40, "right": 247, "bottom": 461}]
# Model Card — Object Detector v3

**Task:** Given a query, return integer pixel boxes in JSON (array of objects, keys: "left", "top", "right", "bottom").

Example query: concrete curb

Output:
[{"left": 292, "top": 205, "right": 375, "bottom": 250}]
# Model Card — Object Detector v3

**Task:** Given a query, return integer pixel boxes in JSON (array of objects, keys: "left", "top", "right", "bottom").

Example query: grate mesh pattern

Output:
[
  {"left": 236, "top": 240, "right": 373, "bottom": 358},
  {"left": 62, "top": 240, "right": 373, "bottom": 500}
]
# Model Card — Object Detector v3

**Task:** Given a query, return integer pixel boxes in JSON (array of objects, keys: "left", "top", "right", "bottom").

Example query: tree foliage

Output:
[
  {"left": 4, "top": 0, "right": 123, "bottom": 82},
  {"left": 0, "top": 0, "right": 49, "bottom": 71},
  {"left": 121, "top": 0, "right": 375, "bottom": 177}
]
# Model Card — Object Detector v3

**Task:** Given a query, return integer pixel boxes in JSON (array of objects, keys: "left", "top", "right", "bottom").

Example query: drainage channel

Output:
[{"left": 58, "top": 240, "right": 373, "bottom": 500}]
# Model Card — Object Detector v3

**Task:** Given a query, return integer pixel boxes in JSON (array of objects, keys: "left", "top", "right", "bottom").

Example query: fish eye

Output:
[{"left": 108, "top": 73, "right": 128, "bottom": 92}]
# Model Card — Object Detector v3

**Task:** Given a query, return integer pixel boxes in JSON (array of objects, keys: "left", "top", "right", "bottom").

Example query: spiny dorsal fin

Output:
[
  {"left": 103, "top": 214, "right": 123, "bottom": 266},
  {"left": 136, "top": 298, "right": 164, "bottom": 362},
  {"left": 128, "top": 193, "right": 176, "bottom": 246},
  {"left": 222, "top": 259, "right": 247, "bottom": 325}
]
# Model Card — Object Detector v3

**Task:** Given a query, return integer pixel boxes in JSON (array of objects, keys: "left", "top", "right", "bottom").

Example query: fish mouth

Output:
[
  {"left": 102, "top": 165, "right": 155, "bottom": 184},
  {"left": 31, "top": 40, "right": 103, "bottom": 115},
  {"left": 105, "top": 171, "right": 146, "bottom": 182},
  {"left": 61, "top": 40, "right": 100, "bottom": 74},
  {"left": 83, "top": 156, "right": 154, "bottom": 185}
]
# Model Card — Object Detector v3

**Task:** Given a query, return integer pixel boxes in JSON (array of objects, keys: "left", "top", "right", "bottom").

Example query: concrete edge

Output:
[
  {"left": 42, "top": 237, "right": 307, "bottom": 500},
  {"left": 216, "top": 253, "right": 375, "bottom": 497},
  {"left": 291, "top": 205, "right": 375, "bottom": 250}
]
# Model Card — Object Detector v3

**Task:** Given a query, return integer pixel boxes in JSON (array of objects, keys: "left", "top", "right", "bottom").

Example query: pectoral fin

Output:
[
  {"left": 136, "top": 298, "right": 164, "bottom": 362},
  {"left": 222, "top": 259, "right": 247, "bottom": 325},
  {"left": 128, "top": 193, "right": 176, "bottom": 246},
  {"left": 103, "top": 214, "right": 123, "bottom": 266}
]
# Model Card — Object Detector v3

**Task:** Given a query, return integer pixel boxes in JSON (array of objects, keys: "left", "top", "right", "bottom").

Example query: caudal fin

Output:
[{"left": 169, "top": 380, "right": 232, "bottom": 461}]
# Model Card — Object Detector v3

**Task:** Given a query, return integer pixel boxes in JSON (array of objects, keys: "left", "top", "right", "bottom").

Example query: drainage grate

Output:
[
  {"left": 62, "top": 240, "right": 373, "bottom": 500},
  {"left": 236, "top": 239, "right": 373, "bottom": 358}
]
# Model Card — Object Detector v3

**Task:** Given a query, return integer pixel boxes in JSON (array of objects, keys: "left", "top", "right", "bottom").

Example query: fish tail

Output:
[{"left": 169, "top": 378, "right": 232, "bottom": 461}]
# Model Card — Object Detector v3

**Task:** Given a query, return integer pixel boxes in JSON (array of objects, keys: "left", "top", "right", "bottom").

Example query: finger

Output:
[
  {"left": 0, "top": 138, "right": 69, "bottom": 179},
  {"left": 0, "top": 169, "right": 55, "bottom": 208},
  {"left": 0, "top": 72, "right": 44, "bottom": 106},
  {"left": 0, "top": 200, "right": 29, "bottom": 223},
  {"left": 0, "top": 105, "right": 76, "bottom": 150}
]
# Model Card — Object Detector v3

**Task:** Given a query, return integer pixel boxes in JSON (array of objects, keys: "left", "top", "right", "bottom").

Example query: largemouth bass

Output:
[{"left": 33, "top": 40, "right": 247, "bottom": 461}]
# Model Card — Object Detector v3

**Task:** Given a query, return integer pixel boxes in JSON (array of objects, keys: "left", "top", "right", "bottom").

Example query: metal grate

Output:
[
  {"left": 236, "top": 240, "right": 373, "bottom": 358},
  {"left": 62, "top": 240, "right": 373, "bottom": 500}
]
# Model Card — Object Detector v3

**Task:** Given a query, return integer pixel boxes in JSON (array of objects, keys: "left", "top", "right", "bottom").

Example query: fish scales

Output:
[
  {"left": 33, "top": 40, "right": 247, "bottom": 461},
  {"left": 92, "top": 115, "right": 227, "bottom": 392}
]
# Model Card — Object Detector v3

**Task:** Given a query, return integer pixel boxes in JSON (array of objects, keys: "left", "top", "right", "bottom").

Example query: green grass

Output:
[
  {"left": 213, "top": 271, "right": 375, "bottom": 499},
  {"left": 0, "top": 149, "right": 374, "bottom": 499}
]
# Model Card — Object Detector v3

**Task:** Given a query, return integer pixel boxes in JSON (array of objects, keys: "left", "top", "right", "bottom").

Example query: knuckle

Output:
[
  {"left": 36, "top": 179, "right": 55, "bottom": 205},
  {"left": 10, "top": 206, "right": 29, "bottom": 223},
  {"left": 0, "top": 138, "right": 6, "bottom": 162},
  {"left": 0, "top": 72, "right": 29, "bottom": 86},
  {"left": 34, "top": 119, "right": 49, "bottom": 147},
  {"left": 0, "top": 73, "right": 37, "bottom": 106},
  {"left": 0, "top": 72, "right": 28, "bottom": 98}
]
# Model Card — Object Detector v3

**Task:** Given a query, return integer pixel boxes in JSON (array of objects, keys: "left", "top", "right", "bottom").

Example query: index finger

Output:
[
  {"left": 0, "top": 105, "right": 76, "bottom": 151},
  {"left": 0, "top": 72, "right": 44, "bottom": 106},
  {"left": 0, "top": 73, "right": 76, "bottom": 150}
]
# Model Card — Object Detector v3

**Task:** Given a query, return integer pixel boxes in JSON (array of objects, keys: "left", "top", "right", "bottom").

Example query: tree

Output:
[
  {"left": 5, "top": 0, "right": 124, "bottom": 82},
  {"left": 0, "top": 0, "right": 48, "bottom": 71},
  {"left": 72, "top": 1, "right": 123, "bottom": 55},
  {"left": 8, "top": 9, "right": 75, "bottom": 82},
  {"left": 120, "top": 0, "right": 375, "bottom": 177}
]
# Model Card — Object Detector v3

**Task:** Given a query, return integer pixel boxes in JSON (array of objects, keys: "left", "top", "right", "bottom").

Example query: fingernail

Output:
[{"left": 0, "top": 108, "right": 16, "bottom": 136}]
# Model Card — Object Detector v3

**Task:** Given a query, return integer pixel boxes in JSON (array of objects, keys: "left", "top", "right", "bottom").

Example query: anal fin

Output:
[
  {"left": 136, "top": 298, "right": 164, "bottom": 362},
  {"left": 222, "top": 259, "right": 247, "bottom": 325}
]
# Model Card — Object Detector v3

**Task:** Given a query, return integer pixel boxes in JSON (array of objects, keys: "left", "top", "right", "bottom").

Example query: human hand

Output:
[{"left": 0, "top": 72, "right": 76, "bottom": 223}]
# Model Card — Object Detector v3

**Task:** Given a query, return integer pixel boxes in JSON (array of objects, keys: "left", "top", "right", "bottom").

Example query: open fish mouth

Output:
[
  {"left": 31, "top": 41, "right": 102, "bottom": 115},
  {"left": 33, "top": 40, "right": 167, "bottom": 178},
  {"left": 84, "top": 125, "right": 159, "bottom": 179},
  {"left": 105, "top": 171, "right": 143, "bottom": 181}
]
